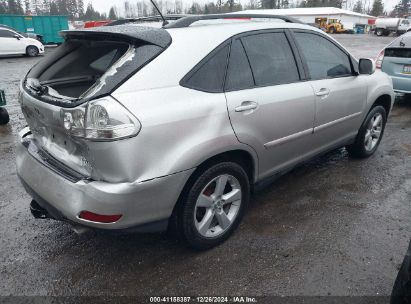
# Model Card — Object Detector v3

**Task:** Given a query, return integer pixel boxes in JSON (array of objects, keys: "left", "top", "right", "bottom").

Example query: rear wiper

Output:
[{"left": 26, "top": 78, "right": 48, "bottom": 95}]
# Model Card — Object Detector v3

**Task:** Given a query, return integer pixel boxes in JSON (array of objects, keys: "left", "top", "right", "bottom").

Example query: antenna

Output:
[{"left": 149, "top": 0, "right": 168, "bottom": 26}]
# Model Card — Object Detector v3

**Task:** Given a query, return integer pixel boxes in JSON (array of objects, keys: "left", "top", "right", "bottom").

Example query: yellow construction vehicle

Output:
[{"left": 315, "top": 17, "right": 347, "bottom": 34}]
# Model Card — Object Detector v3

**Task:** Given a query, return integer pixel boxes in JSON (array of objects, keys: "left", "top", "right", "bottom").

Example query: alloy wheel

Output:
[
  {"left": 194, "top": 174, "right": 242, "bottom": 238},
  {"left": 364, "top": 112, "right": 383, "bottom": 152}
]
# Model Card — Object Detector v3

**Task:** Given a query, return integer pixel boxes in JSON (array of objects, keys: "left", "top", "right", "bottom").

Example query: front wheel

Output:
[
  {"left": 26, "top": 46, "right": 39, "bottom": 57},
  {"left": 175, "top": 162, "right": 250, "bottom": 250},
  {"left": 346, "top": 105, "right": 387, "bottom": 158},
  {"left": 376, "top": 28, "right": 384, "bottom": 36}
]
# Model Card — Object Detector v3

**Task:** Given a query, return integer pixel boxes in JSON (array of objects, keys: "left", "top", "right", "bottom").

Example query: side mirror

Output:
[
  {"left": 359, "top": 58, "right": 376, "bottom": 75},
  {"left": 13, "top": 34, "right": 21, "bottom": 40}
]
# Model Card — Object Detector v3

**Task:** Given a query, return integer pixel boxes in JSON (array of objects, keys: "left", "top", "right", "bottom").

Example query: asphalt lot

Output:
[{"left": 0, "top": 34, "right": 410, "bottom": 299}]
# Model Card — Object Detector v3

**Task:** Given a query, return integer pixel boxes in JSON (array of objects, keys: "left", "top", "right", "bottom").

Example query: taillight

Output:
[
  {"left": 61, "top": 96, "right": 141, "bottom": 141},
  {"left": 376, "top": 50, "right": 385, "bottom": 69}
]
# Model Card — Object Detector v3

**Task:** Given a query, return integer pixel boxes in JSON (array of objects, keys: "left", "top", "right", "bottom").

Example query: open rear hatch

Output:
[{"left": 20, "top": 26, "right": 171, "bottom": 182}]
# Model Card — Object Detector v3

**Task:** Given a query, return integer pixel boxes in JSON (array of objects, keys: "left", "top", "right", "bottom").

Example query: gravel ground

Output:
[{"left": 0, "top": 34, "right": 410, "bottom": 300}]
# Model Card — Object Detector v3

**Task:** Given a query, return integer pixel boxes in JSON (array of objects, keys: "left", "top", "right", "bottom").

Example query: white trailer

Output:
[{"left": 374, "top": 18, "right": 411, "bottom": 36}]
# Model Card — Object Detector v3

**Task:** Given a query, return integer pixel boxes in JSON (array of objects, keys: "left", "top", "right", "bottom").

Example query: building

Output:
[{"left": 240, "top": 7, "right": 376, "bottom": 31}]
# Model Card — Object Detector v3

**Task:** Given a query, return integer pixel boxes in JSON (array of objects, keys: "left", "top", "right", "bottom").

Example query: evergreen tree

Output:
[
  {"left": 24, "top": 0, "right": 29, "bottom": 13},
  {"left": 8, "top": 0, "right": 19, "bottom": 14},
  {"left": 67, "top": 0, "right": 78, "bottom": 19},
  {"left": 16, "top": 0, "right": 23, "bottom": 13},
  {"left": 352, "top": 0, "right": 363, "bottom": 13},
  {"left": 0, "top": 0, "right": 7, "bottom": 13},
  {"left": 49, "top": 0, "right": 58, "bottom": 14},
  {"left": 77, "top": 0, "right": 84, "bottom": 18},
  {"left": 392, "top": 0, "right": 411, "bottom": 17},
  {"left": 84, "top": 3, "right": 100, "bottom": 20},
  {"left": 108, "top": 6, "right": 117, "bottom": 19},
  {"left": 369, "top": 0, "right": 384, "bottom": 16},
  {"left": 56, "top": 0, "right": 68, "bottom": 15}
]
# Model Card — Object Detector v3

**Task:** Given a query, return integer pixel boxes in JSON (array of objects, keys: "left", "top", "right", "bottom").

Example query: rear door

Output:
[
  {"left": 225, "top": 30, "right": 316, "bottom": 179},
  {"left": 291, "top": 30, "right": 367, "bottom": 149}
]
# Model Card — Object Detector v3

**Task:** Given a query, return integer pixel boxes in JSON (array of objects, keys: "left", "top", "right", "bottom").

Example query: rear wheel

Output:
[
  {"left": 329, "top": 26, "right": 335, "bottom": 34},
  {"left": 26, "top": 46, "right": 39, "bottom": 57},
  {"left": 175, "top": 162, "right": 250, "bottom": 250},
  {"left": 346, "top": 105, "right": 387, "bottom": 158},
  {"left": 0, "top": 107, "right": 9, "bottom": 125}
]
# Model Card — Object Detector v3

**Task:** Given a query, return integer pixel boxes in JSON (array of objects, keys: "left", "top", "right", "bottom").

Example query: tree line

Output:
[{"left": 0, "top": 0, "right": 106, "bottom": 20}]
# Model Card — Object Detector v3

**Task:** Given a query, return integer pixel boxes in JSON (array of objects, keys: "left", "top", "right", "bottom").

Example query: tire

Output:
[
  {"left": 26, "top": 46, "right": 39, "bottom": 57},
  {"left": 376, "top": 28, "right": 384, "bottom": 36},
  {"left": 346, "top": 105, "right": 387, "bottom": 158},
  {"left": 173, "top": 162, "right": 250, "bottom": 250},
  {"left": 329, "top": 26, "right": 335, "bottom": 34},
  {"left": 0, "top": 107, "right": 9, "bottom": 125}
]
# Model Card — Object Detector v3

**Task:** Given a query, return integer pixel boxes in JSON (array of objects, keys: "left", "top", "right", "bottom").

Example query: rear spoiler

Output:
[{"left": 60, "top": 25, "right": 172, "bottom": 48}]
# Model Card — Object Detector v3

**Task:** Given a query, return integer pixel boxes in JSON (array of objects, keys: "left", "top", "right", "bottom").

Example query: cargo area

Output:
[
  {"left": 28, "top": 40, "right": 130, "bottom": 99},
  {"left": 23, "top": 27, "right": 171, "bottom": 106}
]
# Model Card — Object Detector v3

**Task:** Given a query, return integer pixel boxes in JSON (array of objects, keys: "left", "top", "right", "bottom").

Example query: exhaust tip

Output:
[{"left": 30, "top": 200, "right": 50, "bottom": 219}]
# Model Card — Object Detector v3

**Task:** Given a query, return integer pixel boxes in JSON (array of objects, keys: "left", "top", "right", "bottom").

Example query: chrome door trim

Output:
[
  {"left": 314, "top": 112, "right": 362, "bottom": 133},
  {"left": 264, "top": 128, "right": 313, "bottom": 149}
]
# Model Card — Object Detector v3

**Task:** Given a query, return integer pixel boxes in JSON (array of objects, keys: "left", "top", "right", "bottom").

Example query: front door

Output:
[{"left": 292, "top": 30, "right": 367, "bottom": 150}]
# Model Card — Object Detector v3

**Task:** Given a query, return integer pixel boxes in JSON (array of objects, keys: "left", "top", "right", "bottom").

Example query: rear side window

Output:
[
  {"left": 225, "top": 39, "right": 254, "bottom": 91},
  {"left": 183, "top": 45, "right": 229, "bottom": 93},
  {"left": 293, "top": 32, "right": 352, "bottom": 80},
  {"left": 241, "top": 32, "right": 300, "bottom": 86},
  {"left": 0, "top": 29, "right": 15, "bottom": 38}
]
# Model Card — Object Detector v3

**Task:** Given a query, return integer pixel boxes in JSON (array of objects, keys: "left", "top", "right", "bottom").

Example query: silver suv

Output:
[{"left": 17, "top": 14, "right": 394, "bottom": 249}]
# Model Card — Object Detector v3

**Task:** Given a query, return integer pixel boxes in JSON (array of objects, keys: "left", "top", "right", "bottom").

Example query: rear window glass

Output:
[
  {"left": 0, "top": 29, "right": 15, "bottom": 38},
  {"left": 241, "top": 32, "right": 300, "bottom": 86},
  {"left": 183, "top": 45, "right": 229, "bottom": 93}
]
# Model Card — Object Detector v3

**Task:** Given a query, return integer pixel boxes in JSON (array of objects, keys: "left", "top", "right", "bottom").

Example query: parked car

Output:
[
  {"left": 0, "top": 26, "right": 44, "bottom": 57},
  {"left": 16, "top": 14, "right": 394, "bottom": 249},
  {"left": 375, "top": 18, "right": 411, "bottom": 36},
  {"left": 378, "top": 32, "right": 411, "bottom": 95},
  {"left": 391, "top": 238, "right": 411, "bottom": 304},
  {"left": 0, "top": 24, "right": 43, "bottom": 42}
]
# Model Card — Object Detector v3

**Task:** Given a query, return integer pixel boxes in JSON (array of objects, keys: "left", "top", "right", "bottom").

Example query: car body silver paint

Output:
[{"left": 17, "top": 21, "right": 394, "bottom": 230}]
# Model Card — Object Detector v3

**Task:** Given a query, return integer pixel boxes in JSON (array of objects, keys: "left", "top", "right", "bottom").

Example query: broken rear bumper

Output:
[{"left": 16, "top": 127, "right": 194, "bottom": 231}]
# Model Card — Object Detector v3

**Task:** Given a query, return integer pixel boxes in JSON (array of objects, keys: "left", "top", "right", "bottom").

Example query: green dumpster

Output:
[{"left": 0, "top": 15, "right": 69, "bottom": 44}]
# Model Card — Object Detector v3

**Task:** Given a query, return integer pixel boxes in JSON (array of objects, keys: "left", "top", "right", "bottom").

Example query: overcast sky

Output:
[{"left": 85, "top": 0, "right": 399, "bottom": 15}]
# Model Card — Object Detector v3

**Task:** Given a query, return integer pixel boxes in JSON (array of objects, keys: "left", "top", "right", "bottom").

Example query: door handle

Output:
[
  {"left": 315, "top": 88, "right": 330, "bottom": 97},
  {"left": 235, "top": 101, "right": 258, "bottom": 112}
]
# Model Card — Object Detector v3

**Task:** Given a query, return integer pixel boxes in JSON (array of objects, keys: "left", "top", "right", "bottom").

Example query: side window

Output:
[
  {"left": 225, "top": 39, "right": 254, "bottom": 91},
  {"left": 240, "top": 32, "right": 300, "bottom": 86},
  {"left": 183, "top": 45, "right": 229, "bottom": 93},
  {"left": 294, "top": 32, "right": 352, "bottom": 80},
  {"left": 0, "top": 29, "right": 15, "bottom": 38}
]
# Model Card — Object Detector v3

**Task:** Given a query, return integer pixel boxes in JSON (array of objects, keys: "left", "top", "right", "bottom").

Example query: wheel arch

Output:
[
  {"left": 168, "top": 148, "right": 257, "bottom": 232},
  {"left": 372, "top": 94, "right": 392, "bottom": 116},
  {"left": 26, "top": 45, "right": 39, "bottom": 54}
]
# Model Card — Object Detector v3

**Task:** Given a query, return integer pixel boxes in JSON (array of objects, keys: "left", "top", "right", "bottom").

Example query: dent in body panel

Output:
[{"left": 112, "top": 86, "right": 257, "bottom": 183}]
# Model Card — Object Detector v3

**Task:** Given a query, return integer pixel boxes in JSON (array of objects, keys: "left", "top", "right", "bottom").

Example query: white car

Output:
[{"left": 0, "top": 27, "right": 44, "bottom": 57}]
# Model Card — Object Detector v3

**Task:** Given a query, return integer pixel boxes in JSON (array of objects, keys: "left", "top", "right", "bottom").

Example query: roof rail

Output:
[{"left": 164, "top": 13, "right": 301, "bottom": 29}]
